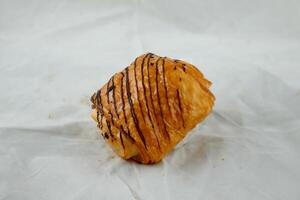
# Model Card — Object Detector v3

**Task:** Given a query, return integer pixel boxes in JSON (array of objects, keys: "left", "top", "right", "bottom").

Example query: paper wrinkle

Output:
[
  {"left": 116, "top": 173, "right": 142, "bottom": 200},
  {"left": 1, "top": 0, "right": 300, "bottom": 199}
]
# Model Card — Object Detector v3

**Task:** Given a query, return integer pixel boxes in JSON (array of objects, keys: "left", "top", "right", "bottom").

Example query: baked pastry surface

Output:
[{"left": 90, "top": 53, "right": 215, "bottom": 164}]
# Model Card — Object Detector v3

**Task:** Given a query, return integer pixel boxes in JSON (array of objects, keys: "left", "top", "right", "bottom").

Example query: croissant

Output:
[{"left": 90, "top": 53, "right": 215, "bottom": 164}]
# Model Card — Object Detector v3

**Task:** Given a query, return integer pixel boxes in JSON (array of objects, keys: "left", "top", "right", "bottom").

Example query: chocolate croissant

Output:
[{"left": 90, "top": 53, "right": 215, "bottom": 164}]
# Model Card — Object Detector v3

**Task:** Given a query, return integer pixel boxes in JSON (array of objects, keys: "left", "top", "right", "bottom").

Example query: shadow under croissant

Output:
[
  {"left": 165, "top": 133, "right": 224, "bottom": 167},
  {"left": 123, "top": 133, "right": 224, "bottom": 165},
  {"left": 91, "top": 108, "right": 225, "bottom": 165},
  {"left": 129, "top": 155, "right": 161, "bottom": 165}
]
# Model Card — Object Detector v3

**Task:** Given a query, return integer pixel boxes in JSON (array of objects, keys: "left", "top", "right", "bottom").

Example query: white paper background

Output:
[{"left": 1, "top": 0, "right": 300, "bottom": 199}]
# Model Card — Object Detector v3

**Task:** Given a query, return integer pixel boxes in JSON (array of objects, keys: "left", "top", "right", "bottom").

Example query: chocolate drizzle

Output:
[
  {"left": 96, "top": 110, "right": 100, "bottom": 127},
  {"left": 106, "top": 78, "right": 112, "bottom": 104},
  {"left": 120, "top": 72, "right": 128, "bottom": 125},
  {"left": 120, "top": 72, "right": 136, "bottom": 144},
  {"left": 96, "top": 90, "right": 104, "bottom": 115},
  {"left": 155, "top": 58, "right": 170, "bottom": 141},
  {"left": 162, "top": 58, "right": 171, "bottom": 114},
  {"left": 106, "top": 120, "right": 114, "bottom": 139},
  {"left": 147, "top": 55, "right": 161, "bottom": 149},
  {"left": 119, "top": 132, "right": 125, "bottom": 150},
  {"left": 125, "top": 67, "right": 147, "bottom": 149},
  {"left": 96, "top": 90, "right": 104, "bottom": 128},
  {"left": 108, "top": 110, "right": 114, "bottom": 125},
  {"left": 141, "top": 53, "right": 155, "bottom": 129},
  {"left": 120, "top": 125, "right": 135, "bottom": 143},
  {"left": 176, "top": 89, "right": 185, "bottom": 128},
  {"left": 106, "top": 78, "right": 115, "bottom": 125},
  {"left": 147, "top": 57, "right": 156, "bottom": 121},
  {"left": 134, "top": 57, "right": 146, "bottom": 122},
  {"left": 107, "top": 85, "right": 115, "bottom": 93},
  {"left": 112, "top": 75, "right": 119, "bottom": 119},
  {"left": 91, "top": 93, "right": 96, "bottom": 109}
]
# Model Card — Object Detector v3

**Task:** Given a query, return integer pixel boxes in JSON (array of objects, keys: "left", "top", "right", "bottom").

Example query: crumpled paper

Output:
[{"left": 1, "top": 0, "right": 300, "bottom": 199}]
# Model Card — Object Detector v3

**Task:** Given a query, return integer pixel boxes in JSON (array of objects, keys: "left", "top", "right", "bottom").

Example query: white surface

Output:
[{"left": 1, "top": 0, "right": 300, "bottom": 199}]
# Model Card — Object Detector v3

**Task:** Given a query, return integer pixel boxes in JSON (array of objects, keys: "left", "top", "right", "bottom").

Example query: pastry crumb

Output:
[
  {"left": 80, "top": 96, "right": 90, "bottom": 106},
  {"left": 106, "top": 155, "right": 115, "bottom": 161}
]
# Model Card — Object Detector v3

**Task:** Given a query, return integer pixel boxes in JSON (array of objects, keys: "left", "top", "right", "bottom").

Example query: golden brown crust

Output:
[{"left": 91, "top": 53, "right": 215, "bottom": 164}]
